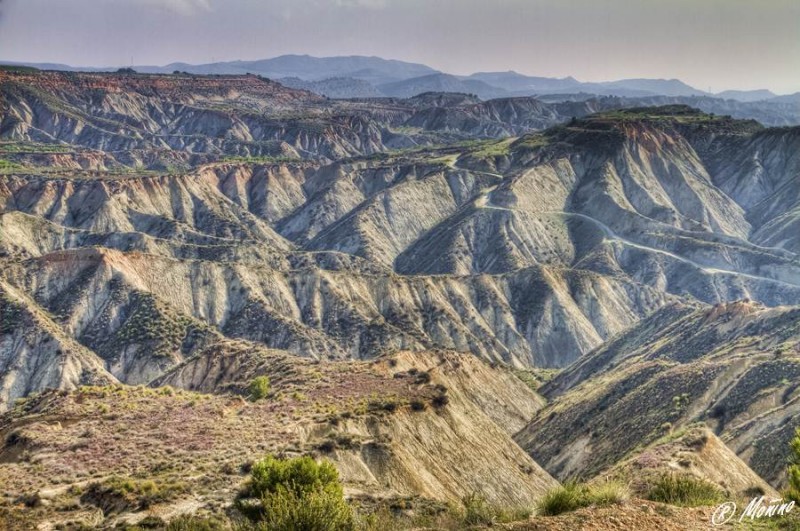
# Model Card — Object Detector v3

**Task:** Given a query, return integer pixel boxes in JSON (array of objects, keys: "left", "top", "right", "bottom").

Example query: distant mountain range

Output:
[
  {"left": 716, "top": 88, "right": 777, "bottom": 102},
  {"left": 378, "top": 73, "right": 507, "bottom": 100},
  {"left": 2, "top": 54, "right": 794, "bottom": 103}
]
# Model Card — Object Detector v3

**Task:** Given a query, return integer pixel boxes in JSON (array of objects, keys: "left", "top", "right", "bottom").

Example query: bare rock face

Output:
[
  {"left": 0, "top": 281, "right": 117, "bottom": 410},
  {"left": 3, "top": 87, "right": 800, "bottom": 402},
  {"left": 517, "top": 300, "right": 800, "bottom": 488}
]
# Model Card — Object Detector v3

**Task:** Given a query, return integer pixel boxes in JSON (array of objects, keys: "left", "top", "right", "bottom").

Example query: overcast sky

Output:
[{"left": 1, "top": 0, "right": 798, "bottom": 94}]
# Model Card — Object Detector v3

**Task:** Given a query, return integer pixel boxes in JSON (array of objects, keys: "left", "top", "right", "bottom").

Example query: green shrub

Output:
[
  {"left": 787, "top": 428, "right": 800, "bottom": 502},
  {"left": 586, "top": 480, "right": 629, "bottom": 506},
  {"left": 458, "top": 493, "right": 531, "bottom": 526},
  {"left": 462, "top": 493, "right": 497, "bottom": 526},
  {"left": 249, "top": 376, "right": 271, "bottom": 401},
  {"left": 537, "top": 481, "right": 628, "bottom": 516},
  {"left": 165, "top": 515, "right": 227, "bottom": 531},
  {"left": 134, "top": 515, "right": 166, "bottom": 528},
  {"left": 537, "top": 483, "right": 586, "bottom": 516},
  {"left": 239, "top": 455, "right": 353, "bottom": 530},
  {"left": 431, "top": 393, "right": 449, "bottom": 408},
  {"left": 645, "top": 474, "right": 724, "bottom": 507},
  {"left": 254, "top": 486, "right": 353, "bottom": 531},
  {"left": 245, "top": 455, "right": 340, "bottom": 499},
  {"left": 352, "top": 506, "right": 399, "bottom": 531},
  {"left": 123, "top": 515, "right": 228, "bottom": 530}
]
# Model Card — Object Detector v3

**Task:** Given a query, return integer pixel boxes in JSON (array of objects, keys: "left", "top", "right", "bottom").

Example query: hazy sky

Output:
[{"left": 1, "top": 0, "right": 798, "bottom": 94}]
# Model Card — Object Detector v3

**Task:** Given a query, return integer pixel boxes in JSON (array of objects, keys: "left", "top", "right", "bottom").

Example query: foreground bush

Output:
[
  {"left": 462, "top": 493, "right": 498, "bottom": 526},
  {"left": 585, "top": 480, "right": 630, "bottom": 506},
  {"left": 248, "top": 376, "right": 271, "bottom": 401},
  {"left": 165, "top": 515, "right": 227, "bottom": 530},
  {"left": 537, "top": 483, "right": 585, "bottom": 516},
  {"left": 460, "top": 493, "right": 530, "bottom": 526},
  {"left": 238, "top": 455, "right": 354, "bottom": 531},
  {"left": 537, "top": 481, "right": 629, "bottom": 516},
  {"left": 788, "top": 428, "right": 800, "bottom": 502},
  {"left": 645, "top": 473, "right": 724, "bottom": 507},
  {"left": 256, "top": 487, "right": 354, "bottom": 531}
]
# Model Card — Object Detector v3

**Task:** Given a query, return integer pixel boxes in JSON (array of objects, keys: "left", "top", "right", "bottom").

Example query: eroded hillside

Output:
[
  {"left": 2, "top": 72, "right": 800, "bottom": 529},
  {"left": 0, "top": 349, "right": 556, "bottom": 528},
  {"left": 517, "top": 300, "right": 800, "bottom": 488}
]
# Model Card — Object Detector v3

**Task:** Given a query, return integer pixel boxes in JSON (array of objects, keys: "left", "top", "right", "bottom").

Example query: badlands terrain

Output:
[{"left": 1, "top": 68, "right": 800, "bottom": 529}]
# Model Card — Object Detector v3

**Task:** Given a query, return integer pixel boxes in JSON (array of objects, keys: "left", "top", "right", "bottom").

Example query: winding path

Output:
[{"left": 450, "top": 158, "right": 800, "bottom": 289}]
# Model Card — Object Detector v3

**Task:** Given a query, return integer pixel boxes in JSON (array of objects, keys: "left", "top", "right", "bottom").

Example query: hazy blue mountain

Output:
[
  {"left": 464, "top": 71, "right": 706, "bottom": 97},
  {"left": 463, "top": 73, "right": 707, "bottom": 98},
  {"left": 0, "top": 60, "right": 110, "bottom": 72},
  {"left": 3, "top": 56, "right": 790, "bottom": 104},
  {"left": 464, "top": 71, "right": 581, "bottom": 93},
  {"left": 278, "top": 76, "right": 383, "bottom": 98},
  {"left": 378, "top": 73, "right": 507, "bottom": 99},
  {"left": 159, "top": 55, "right": 439, "bottom": 85},
  {"left": 588, "top": 78, "right": 707, "bottom": 97},
  {"left": 768, "top": 92, "right": 800, "bottom": 104},
  {"left": 716, "top": 89, "right": 777, "bottom": 102}
]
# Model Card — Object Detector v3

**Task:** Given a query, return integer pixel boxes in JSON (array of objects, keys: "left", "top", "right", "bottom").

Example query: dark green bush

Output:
[
  {"left": 248, "top": 376, "right": 271, "bottom": 401},
  {"left": 239, "top": 455, "right": 353, "bottom": 531},
  {"left": 410, "top": 399, "right": 427, "bottom": 412},
  {"left": 536, "top": 483, "right": 586, "bottom": 516}
]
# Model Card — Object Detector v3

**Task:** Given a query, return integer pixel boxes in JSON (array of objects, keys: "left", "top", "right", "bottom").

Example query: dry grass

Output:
[{"left": 0, "top": 354, "right": 447, "bottom": 527}]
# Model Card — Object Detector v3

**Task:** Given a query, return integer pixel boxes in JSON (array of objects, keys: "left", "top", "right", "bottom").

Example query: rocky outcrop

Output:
[
  {"left": 4, "top": 104, "right": 800, "bottom": 402},
  {"left": 517, "top": 300, "right": 800, "bottom": 488},
  {"left": 2, "top": 246, "right": 670, "bottom": 377},
  {"left": 0, "top": 280, "right": 117, "bottom": 410}
]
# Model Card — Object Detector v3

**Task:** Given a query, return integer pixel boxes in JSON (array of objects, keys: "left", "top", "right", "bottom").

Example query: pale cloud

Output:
[
  {"left": 333, "top": 0, "right": 387, "bottom": 9},
  {"left": 281, "top": 0, "right": 387, "bottom": 21},
  {"left": 132, "top": 0, "right": 213, "bottom": 16}
]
